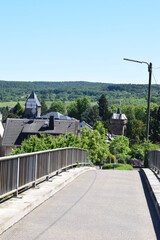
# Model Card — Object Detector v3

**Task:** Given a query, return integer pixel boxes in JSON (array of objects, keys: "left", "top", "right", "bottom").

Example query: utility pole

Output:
[
  {"left": 123, "top": 58, "right": 152, "bottom": 142},
  {"left": 146, "top": 63, "right": 152, "bottom": 142}
]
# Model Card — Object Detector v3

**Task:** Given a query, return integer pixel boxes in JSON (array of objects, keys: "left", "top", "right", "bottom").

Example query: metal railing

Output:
[
  {"left": 148, "top": 150, "right": 160, "bottom": 173},
  {"left": 0, "top": 147, "right": 88, "bottom": 199}
]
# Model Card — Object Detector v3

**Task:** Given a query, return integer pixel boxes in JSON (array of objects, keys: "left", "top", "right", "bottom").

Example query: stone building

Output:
[{"left": 110, "top": 108, "right": 127, "bottom": 136}]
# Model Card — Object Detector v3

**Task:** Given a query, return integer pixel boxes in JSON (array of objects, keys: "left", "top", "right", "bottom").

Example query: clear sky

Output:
[{"left": 0, "top": 0, "right": 160, "bottom": 84}]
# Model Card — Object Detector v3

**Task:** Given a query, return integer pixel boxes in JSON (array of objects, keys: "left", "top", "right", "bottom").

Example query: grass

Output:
[
  {"left": 102, "top": 163, "right": 133, "bottom": 170},
  {"left": 0, "top": 101, "right": 25, "bottom": 108}
]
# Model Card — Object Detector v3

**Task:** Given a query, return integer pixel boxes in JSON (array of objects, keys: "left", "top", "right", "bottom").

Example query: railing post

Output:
[
  {"left": 57, "top": 150, "right": 60, "bottom": 175},
  {"left": 46, "top": 152, "right": 50, "bottom": 181},
  {"left": 15, "top": 157, "right": 20, "bottom": 197},
  {"left": 76, "top": 149, "right": 78, "bottom": 165},
  {"left": 72, "top": 148, "right": 73, "bottom": 168},
  {"left": 81, "top": 150, "right": 83, "bottom": 166},
  {"left": 34, "top": 154, "right": 38, "bottom": 187},
  {"left": 65, "top": 148, "right": 68, "bottom": 170}
]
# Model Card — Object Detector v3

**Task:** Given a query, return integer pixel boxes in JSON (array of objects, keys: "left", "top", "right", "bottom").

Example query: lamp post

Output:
[{"left": 123, "top": 58, "right": 152, "bottom": 142}]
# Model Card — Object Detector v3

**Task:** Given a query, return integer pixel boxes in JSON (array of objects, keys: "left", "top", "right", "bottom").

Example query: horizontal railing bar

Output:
[
  {"left": 0, "top": 147, "right": 87, "bottom": 162},
  {"left": 0, "top": 147, "right": 88, "bottom": 200}
]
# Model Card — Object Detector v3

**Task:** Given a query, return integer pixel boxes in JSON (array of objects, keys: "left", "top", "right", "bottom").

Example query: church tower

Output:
[
  {"left": 24, "top": 92, "right": 41, "bottom": 118},
  {"left": 110, "top": 108, "right": 127, "bottom": 136}
]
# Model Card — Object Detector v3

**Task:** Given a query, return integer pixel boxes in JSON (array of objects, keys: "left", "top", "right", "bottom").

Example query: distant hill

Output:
[{"left": 0, "top": 80, "right": 160, "bottom": 105}]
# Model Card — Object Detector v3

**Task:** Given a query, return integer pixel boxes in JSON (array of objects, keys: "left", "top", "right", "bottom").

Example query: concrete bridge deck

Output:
[{"left": 1, "top": 168, "right": 160, "bottom": 240}]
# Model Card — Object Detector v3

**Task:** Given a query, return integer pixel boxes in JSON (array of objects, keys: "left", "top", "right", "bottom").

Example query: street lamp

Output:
[{"left": 123, "top": 58, "right": 152, "bottom": 142}]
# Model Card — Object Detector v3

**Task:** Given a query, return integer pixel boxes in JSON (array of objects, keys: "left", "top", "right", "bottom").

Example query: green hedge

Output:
[{"left": 102, "top": 163, "right": 133, "bottom": 170}]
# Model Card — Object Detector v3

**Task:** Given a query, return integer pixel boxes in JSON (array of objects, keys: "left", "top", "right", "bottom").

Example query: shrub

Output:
[{"left": 102, "top": 163, "right": 133, "bottom": 170}]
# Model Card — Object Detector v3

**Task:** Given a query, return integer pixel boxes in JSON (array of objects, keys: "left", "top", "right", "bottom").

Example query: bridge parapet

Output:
[
  {"left": 0, "top": 148, "right": 88, "bottom": 200},
  {"left": 148, "top": 150, "right": 160, "bottom": 174}
]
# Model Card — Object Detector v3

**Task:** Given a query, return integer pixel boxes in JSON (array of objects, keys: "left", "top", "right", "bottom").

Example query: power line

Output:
[
  {"left": 153, "top": 67, "right": 160, "bottom": 69},
  {"left": 152, "top": 71, "right": 159, "bottom": 84}
]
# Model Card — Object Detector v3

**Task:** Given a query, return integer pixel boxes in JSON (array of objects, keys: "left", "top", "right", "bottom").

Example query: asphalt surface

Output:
[{"left": 1, "top": 169, "right": 160, "bottom": 240}]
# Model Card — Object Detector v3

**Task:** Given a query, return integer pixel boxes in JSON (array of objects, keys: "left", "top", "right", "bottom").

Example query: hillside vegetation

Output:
[{"left": 0, "top": 80, "right": 160, "bottom": 105}]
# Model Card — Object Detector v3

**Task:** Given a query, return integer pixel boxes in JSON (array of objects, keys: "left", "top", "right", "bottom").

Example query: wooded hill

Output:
[{"left": 0, "top": 80, "right": 160, "bottom": 105}]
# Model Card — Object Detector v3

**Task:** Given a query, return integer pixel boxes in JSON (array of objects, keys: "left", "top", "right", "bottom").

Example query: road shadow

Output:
[{"left": 139, "top": 170, "right": 160, "bottom": 239}]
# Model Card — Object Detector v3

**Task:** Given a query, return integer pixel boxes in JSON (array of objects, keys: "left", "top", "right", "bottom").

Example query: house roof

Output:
[
  {"left": 41, "top": 112, "right": 72, "bottom": 120},
  {"left": 80, "top": 121, "right": 93, "bottom": 130},
  {"left": 2, "top": 118, "right": 80, "bottom": 147}
]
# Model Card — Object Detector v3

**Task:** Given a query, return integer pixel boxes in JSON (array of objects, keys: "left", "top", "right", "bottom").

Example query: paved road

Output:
[{"left": 1, "top": 170, "right": 160, "bottom": 240}]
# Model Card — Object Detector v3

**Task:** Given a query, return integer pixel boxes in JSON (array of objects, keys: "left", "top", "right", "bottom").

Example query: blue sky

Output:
[{"left": 0, "top": 0, "right": 160, "bottom": 84}]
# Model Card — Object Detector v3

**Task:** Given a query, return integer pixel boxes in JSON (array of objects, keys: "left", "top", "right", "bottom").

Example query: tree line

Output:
[
  {"left": 1, "top": 80, "right": 160, "bottom": 104},
  {"left": 1, "top": 94, "right": 160, "bottom": 144},
  {"left": 11, "top": 125, "right": 159, "bottom": 167}
]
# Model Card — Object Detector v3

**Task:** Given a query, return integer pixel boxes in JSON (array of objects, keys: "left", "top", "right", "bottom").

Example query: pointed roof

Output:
[
  {"left": 27, "top": 91, "right": 41, "bottom": 107},
  {"left": 117, "top": 107, "right": 121, "bottom": 114}
]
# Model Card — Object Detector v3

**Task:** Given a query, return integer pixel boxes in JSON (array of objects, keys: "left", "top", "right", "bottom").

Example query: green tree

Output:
[
  {"left": 81, "top": 127, "right": 110, "bottom": 164},
  {"left": 93, "top": 121, "right": 106, "bottom": 136},
  {"left": 41, "top": 99, "right": 48, "bottom": 115},
  {"left": 67, "top": 102, "right": 79, "bottom": 119},
  {"left": 77, "top": 97, "right": 90, "bottom": 121},
  {"left": 8, "top": 102, "right": 24, "bottom": 118},
  {"left": 49, "top": 101, "right": 66, "bottom": 115},
  {"left": 81, "top": 105, "right": 101, "bottom": 126},
  {"left": 67, "top": 97, "right": 90, "bottom": 121},
  {"left": 131, "top": 119, "right": 146, "bottom": 143},
  {"left": 131, "top": 144, "right": 145, "bottom": 161},
  {"left": 98, "top": 94, "right": 109, "bottom": 120},
  {"left": 98, "top": 94, "right": 110, "bottom": 129},
  {"left": 109, "top": 136, "right": 131, "bottom": 162},
  {"left": 150, "top": 106, "right": 160, "bottom": 143}
]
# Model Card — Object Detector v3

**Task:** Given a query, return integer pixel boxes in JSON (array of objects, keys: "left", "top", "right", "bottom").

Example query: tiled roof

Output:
[
  {"left": 110, "top": 113, "right": 127, "bottom": 120},
  {"left": 41, "top": 112, "right": 72, "bottom": 120},
  {"left": 2, "top": 118, "right": 79, "bottom": 146},
  {"left": 26, "top": 91, "right": 41, "bottom": 107}
]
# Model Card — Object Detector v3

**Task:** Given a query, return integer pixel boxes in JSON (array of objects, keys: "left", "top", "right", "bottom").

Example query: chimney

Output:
[{"left": 49, "top": 115, "right": 54, "bottom": 130}]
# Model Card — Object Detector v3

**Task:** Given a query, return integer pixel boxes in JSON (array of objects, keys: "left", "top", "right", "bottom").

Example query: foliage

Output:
[
  {"left": 11, "top": 127, "right": 110, "bottom": 165},
  {"left": 130, "top": 144, "right": 145, "bottom": 161},
  {"left": 41, "top": 99, "right": 48, "bottom": 115},
  {"left": 98, "top": 94, "right": 110, "bottom": 129},
  {"left": 81, "top": 127, "right": 110, "bottom": 164},
  {"left": 142, "top": 141, "right": 160, "bottom": 167},
  {"left": 102, "top": 163, "right": 133, "bottom": 170},
  {"left": 130, "top": 141, "right": 160, "bottom": 167},
  {"left": 98, "top": 94, "right": 109, "bottom": 121},
  {"left": 67, "top": 97, "right": 90, "bottom": 121},
  {"left": 109, "top": 136, "right": 131, "bottom": 162},
  {"left": 0, "top": 102, "right": 24, "bottom": 121},
  {"left": 93, "top": 121, "right": 106, "bottom": 136},
  {"left": 49, "top": 101, "right": 66, "bottom": 115},
  {"left": 150, "top": 106, "right": 160, "bottom": 143},
  {"left": 115, "top": 164, "right": 133, "bottom": 170},
  {"left": 81, "top": 105, "right": 101, "bottom": 126}
]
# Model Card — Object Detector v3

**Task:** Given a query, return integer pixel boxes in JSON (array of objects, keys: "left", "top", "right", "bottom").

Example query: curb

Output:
[
  {"left": 0, "top": 167, "right": 95, "bottom": 235},
  {"left": 141, "top": 168, "right": 160, "bottom": 219}
]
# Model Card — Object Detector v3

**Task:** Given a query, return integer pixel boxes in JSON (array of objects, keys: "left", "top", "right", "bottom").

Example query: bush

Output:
[
  {"left": 116, "top": 164, "right": 133, "bottom": 170},
  {"left": 102, "top": 163, "right": 133, "bottom": 170},
  {"left": 102, "top": 163, "right": 114, "bottom": 169}
]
